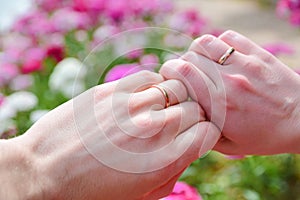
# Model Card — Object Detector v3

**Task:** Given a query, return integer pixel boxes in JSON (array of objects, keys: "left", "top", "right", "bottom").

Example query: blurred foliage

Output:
[{"left": 180, "top": 152, "right": 300, "bottom": 200}]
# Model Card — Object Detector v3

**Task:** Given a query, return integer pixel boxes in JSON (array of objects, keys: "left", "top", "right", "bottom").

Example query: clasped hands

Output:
[{"left": 7, "top": 30, "right": 300, "bottom": 200}]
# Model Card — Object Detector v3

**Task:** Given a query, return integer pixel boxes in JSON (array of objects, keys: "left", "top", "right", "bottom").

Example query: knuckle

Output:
[
  {"left": 225, "top": 73, "right": 253, "bottom": 92},
  {"left": 138, "top": 70, "right": 160, "bottom": 83},
  {"left": 244, "top": 56, "right": 263, "bottom": 76},
  {"left": 259, "top": 52, "right": 276, "bottom": 65},
  {"left": 176, "top": 62, "right": 195, "bottom": 78}
]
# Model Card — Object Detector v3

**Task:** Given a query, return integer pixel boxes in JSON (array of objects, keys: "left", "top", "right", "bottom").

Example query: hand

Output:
[
  {"left": 160, "top": 30, "right": 300, "bottom": 155},
  {"left": 3, "top": 71, "right": 220, "bottom": 200}
]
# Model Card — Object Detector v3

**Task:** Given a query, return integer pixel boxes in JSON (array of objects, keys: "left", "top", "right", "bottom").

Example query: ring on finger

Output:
[
  {"left": 150, "top": 85, "right": 170, "bottom": 108},
  {"left": 218, "top": 47, "right": 235, "bottom": 65}
]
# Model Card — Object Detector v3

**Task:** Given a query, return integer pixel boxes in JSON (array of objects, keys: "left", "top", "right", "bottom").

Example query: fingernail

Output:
[
  {"left": 226, "top": 30, "right": 239, "bottom": 40},
  {"left": 200, "top": 34, "right": 215, "bottom": 46}
]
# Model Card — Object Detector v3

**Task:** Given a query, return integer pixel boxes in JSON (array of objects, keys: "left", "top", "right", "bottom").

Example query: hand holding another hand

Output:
[
  {"left": 160, "top": 30, "right": 300, "bottom": 155},
  {"left": 4, "top": 71, "right": 220, "bottom": 200}
]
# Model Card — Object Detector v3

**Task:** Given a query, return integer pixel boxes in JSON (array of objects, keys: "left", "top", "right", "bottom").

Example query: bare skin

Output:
[
  {"left": 0, "top": 71, "right": 220, "bottom": 200},
  {"left": 160, "top": 30, "right": 300, "bottom": 155}
]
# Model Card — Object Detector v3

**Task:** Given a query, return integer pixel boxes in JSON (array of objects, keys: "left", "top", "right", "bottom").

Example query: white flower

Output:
[
  {"left": 30, "top": 109, "right": 49, "bottom": 123},
  {"left": 6, "top": 91, "right": 38, "bottom": 112},
  {"left": 49, "top": 57, "right": 86, "bottom": 98},
  {"left": 0, "top": 100, "right": 16, "bottom": 121},
  {"left": 0, "top": 91, "right": 37, "bottom": 122}
]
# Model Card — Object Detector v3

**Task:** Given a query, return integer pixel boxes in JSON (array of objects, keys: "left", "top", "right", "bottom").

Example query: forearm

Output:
[{"left": 0, "top": 137, "right": 41, "bottom": 200}]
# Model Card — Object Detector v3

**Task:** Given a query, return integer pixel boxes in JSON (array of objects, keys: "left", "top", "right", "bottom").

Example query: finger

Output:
[
  {"left": 113, "top": 70, "right": 164, "bottom": 93},
  {"left": 181, "top": 51, "right": 224, "bottom": 89},
  {"left": 133, "top": 79, "right": 188, "bottom": 111},
  {"left": 188, "top": 34, "right": 244, "bottom": 65},
  {"left": 219, "top": 30, "right": 276, "bottom": 57},
  {"left": 164, "top": 121, "right": 221, "bottom": 172},
  {"left": 159, "top": 59, "right": 216, "bottom": 119},
  {"left": 156, "top": 101, "right": 206, "bottom": 138},
  {"left": 219, "top": 30, "right": 278, "bottom": 65},
  {"left": 181, "top": 122, "right": 221, "bottom": 159},
  {"left": 218, "top": 30, "right": 260, "bottom": 55},
  {"left": 127, "top": 101, "right": 205, "bottom": 142}
]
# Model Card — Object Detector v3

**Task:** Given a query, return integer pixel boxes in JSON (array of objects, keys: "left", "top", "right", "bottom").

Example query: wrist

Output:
[{"left": 0, "top": 136, "right": 41, "bottom": 200}]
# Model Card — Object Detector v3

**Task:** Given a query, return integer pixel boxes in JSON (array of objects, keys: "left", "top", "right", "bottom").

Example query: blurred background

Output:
[{"left": 0, "top": 0, "right": 300, "bottom": 199}]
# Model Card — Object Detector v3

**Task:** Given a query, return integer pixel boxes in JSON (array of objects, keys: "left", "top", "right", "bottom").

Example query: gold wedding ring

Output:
[
  {"left": 218, "top": 47, "right": 235, "bottom": 65},
  {"left": 150, "top": 85, "right": 170, "bottom": 108}
]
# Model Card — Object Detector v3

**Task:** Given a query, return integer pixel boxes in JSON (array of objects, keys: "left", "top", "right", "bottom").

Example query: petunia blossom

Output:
[
  {"left": 21, "top": 48, "right": 46, "bottom": 74},
  {"left": 262, "top": 43, "right": 295, "bottom": 56},
  {"left": 104, "top": 63, "right": 141, "bottom": 82},
  {"left": 161, "top": 182, "right": 202, "bottom": 200}
]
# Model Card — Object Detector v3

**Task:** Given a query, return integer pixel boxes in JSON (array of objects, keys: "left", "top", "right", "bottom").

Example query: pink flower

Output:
[
  {"left": 168, "top": 9, "right": 207, "bottom": 37},
  {"left": 262, "top": 43, "right": 295, "bottom": 56},
  {"left": 125, "top": 49, "right": 144, "bottom": 60},
  {"left": 0, "top": 93, "right": 4, "bottom": 107},
  {"left": 104, "top": 63, "right": 142, "bottom": 82},
  {"left": 51, "top": 8, "right": 92, "bottom": 32},
  {"left": 73, "top": 0, "right": 105, "bottom": 12},
  {"left": 140, "top": 54, "right": 159, "bottom": 65},
  {"left": 21, "top": 48, "right": 46, "bottom": 74},
  {"left": 12, "top": 11, "right": 54, "bottom": 36},
  {"left": 36, "top": 0, "right": 72, "bottom": 12},
  {"left": 277, "top": 0, "right": 300, "bottom": 26},
  {"left": 162, "top": 182, "right": 202, "bottom": 200},
  {"left": 104, "top": 0, "right": 129, "bottom": 22},
  {"left": 290, "top": 11, "right": 300, "bottom": 26},
  {"left": 287, "top": 0, "right": 300, "bottom": 10},
  {"left": 130, "top": 0, "right": 173, "bottom": 16},
  {"left": 9, "top": 75, "right": 33, "bottom": 91},
  {"left": 0, "top": 63, "right": 19, "bottom": 86}
]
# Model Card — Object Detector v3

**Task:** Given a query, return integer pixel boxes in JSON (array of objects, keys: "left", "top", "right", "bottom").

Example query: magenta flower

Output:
[
  {"left": 277, "top": 0, "right": 300, "bottom": 26},
  {"left": 73, "top": 0, "right": 105, "bottom": 12},
  {"left": 262, "top": 43, "right": 295, "bottom": 56},
  {"left": 0, "top": 93, "right": 4, "bottom": 107},
  {"left": 104, "top": 0, "right": 129, "bottom": 22},
  {"left": 21, "top": 48, "right": 46, "bottom": 74},
  {"left": 124, "top": 49, "right": 144, "bottom": 60},
  {"left": 162, "top": 182, "right": 202, "bottom": 200},
  {"left": 104, "top": 63, "right": 142, "bottom": 82},
  {"left": 12, "top": 11, "right": 54, "bottom": 36},
  {"left": 290, "top": 11, "right": 300, "bottom": 26},
  {"left": 46, "top": 45, "right": 65, "bottom": 62}
]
